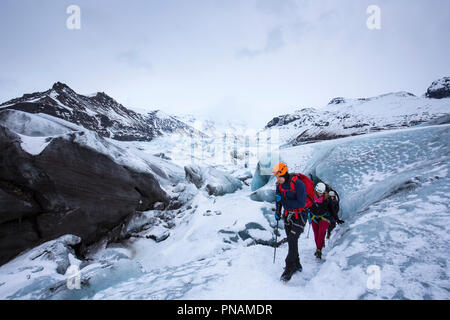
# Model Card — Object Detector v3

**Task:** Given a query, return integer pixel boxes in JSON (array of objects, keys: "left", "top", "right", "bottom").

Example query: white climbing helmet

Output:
[
  {"left": 329, "top": 191, "right": 336, "bottom": 197},
  {"left": 315, "top": 182, "right": 326, "bottom": 194}
]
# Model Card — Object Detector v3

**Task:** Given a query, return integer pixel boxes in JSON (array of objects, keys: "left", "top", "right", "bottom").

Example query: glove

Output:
[
  {"left": 275, "top": 194, "right": 281, "bottom": 202},
  {"left": 274, "top": 206, "right": 282, "bottom": 221},
  {"left": 337, "top": 219, "right": 345, "bottom": 224}
]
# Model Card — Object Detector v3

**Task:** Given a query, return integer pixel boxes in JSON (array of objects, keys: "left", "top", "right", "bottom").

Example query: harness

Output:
[
  {"left": 285, "top": 209, "right": 308, "bottom": 230},
  {"left": 309, "top": 212, "right": 331, "bottom": 224},
  {"left": 284, "top": 208, "right": 306, "bottom": 220}
]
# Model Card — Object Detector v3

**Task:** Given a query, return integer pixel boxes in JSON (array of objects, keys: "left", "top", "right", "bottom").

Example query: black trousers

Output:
[
  {"left": 284, "top": 211, "right": 307, "bottom": 269},
  {"left": 327, "top": 217, "right": 336, "bottom": 234}
]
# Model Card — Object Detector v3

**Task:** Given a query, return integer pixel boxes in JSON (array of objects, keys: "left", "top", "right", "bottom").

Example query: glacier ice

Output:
[
  {"left": 0, "top": 235, "right": 81, "bottom": 299},
  {"left": 1, "top": 123, "right": 449, "bottom": 300},
  {"left": 184, "top": 164, "right": 243, "bottom": 196}
]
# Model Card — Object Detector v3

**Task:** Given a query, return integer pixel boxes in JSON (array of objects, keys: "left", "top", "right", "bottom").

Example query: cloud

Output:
[
  {"left": 255, "top": 0, "right": 299, "bottom": 16},
  {"left": 236, "top": 26, "right": 285, "bottom": 58},
  {"left": 0, "top": 77, "right": 20, "bottom": 103},
  {"left": 116, "top": 50, "right": 153, "bottom": 72},
  {"left": 0, "top": 77, "right": 17, "bottom": 87}
]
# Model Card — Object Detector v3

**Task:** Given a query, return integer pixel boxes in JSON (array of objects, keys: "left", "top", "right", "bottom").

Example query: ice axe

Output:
[
  {"left": 306, "top": 221, "right": 311, "bottom": 239},
  {"left": 273, "top": 219, "right": 279, "bottom": 264},
  {"left": 306, "top": 210, "right": 311, "bottom": 239}
]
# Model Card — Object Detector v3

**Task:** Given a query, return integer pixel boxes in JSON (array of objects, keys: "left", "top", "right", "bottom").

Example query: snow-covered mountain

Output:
[
  {"left": 265, "top": 78, "right": 450, "bottom": 146},
  {"left": 0, "top": 78, "right": 449, "bottom": 300},
  {"left": 175, "top": 113, "right": 252, "bottom": 137},
  {"left": 0, "top": 82, "right": 205, "bottom": 141}
]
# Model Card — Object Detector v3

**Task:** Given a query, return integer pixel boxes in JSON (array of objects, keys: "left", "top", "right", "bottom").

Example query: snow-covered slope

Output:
[
  {"left": 0, "top": 109, "right": 187, "bottom": 192},
  {"left": 1, "top": 123, "right": 448, "bottom": 299},
  {"left": 265, "top": 79, "right": 450, "bottom": 146},
  {"left": 0, "top": 82, "right": 205, "bottom": 141}
]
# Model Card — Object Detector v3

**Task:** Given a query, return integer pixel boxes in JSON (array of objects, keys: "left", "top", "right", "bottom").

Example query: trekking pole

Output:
[
  {"left": 273, "top": 219, "right": 279, "bottom": 264},
  {"left": 306, "top": 210, "right": 311, "bottom": 239}
]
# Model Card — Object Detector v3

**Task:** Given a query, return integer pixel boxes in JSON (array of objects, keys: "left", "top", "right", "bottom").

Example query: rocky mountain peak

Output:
[
  {"left": 0, "top": 82, "right": 205, "bottom": 141},
  {"left": 426, "top": 77, "right": 450, "bottom": 99},
  {"left": 92, "top": 91, "right": 116, "bottom": 102},
  {"left": 51, "top": 81, "right": 75, "bottom": 95}
]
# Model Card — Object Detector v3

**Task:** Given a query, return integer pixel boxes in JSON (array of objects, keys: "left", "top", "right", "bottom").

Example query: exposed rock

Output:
[
  {"left": 203, "top": 210, "right": 213, "bottom": 216},
  {"left": 153, "top": 152, "right": 172, "bottom": 160},
  {"left": 328, "top": 97, "right": 346, "bottom": 105},
  {"left": 184, "top": 165, "right": 204, "bottom": 188},
  {"left": 265, "top": 113, "right": 300, "bottom": 128},
  {"left": 265, "top": 116, "right": 281, "bottom": 128},
  {"left": 237, "top": 222, "right": 273, "bottom": 246},
  {"left": 0, "top": 219, "right": 41, "bottom": 266},
  {"left": 0, "top": 182, "right": 41, "bottom": 224},
  {"left": 426, "top": 77, "right": 450, "bottom": 99},
  {"left": 0, "top": 125, "right": 169, "bottom": 265}
]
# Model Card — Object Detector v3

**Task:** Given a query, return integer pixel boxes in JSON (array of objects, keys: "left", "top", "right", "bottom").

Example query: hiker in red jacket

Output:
[
  {"left": 309, "top": 183, "right": 344, "bottom": 259},
  {"left": 273, "top": 162, "right": 313, "bottom": 282}
]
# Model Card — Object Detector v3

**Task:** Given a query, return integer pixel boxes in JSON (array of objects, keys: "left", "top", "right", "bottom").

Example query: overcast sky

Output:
[{"left": 0, "top": 0, "right": 449, "bottom": 128}]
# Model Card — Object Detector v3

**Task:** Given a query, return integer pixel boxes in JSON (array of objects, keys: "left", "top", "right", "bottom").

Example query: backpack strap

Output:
[
  {"left": 278, "top": 181, "right": 289, "bottom": 200},
  {"left": 307, "top": 194, "right": 318, "bottom": 207},
  {"left": 290, "top": 175, "right": 298, "bottom": 194}
]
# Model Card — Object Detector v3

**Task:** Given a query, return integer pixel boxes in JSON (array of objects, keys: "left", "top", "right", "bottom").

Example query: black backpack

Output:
[{"left": 323, "top": 182, "right": 340, "bottom": 212}]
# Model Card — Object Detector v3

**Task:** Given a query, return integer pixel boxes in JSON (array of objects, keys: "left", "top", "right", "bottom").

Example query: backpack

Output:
[
  {"left": 324, "top": 182, "right": 340, "bottom": 203},
  {"left": 324, "top": 182, "right": 340, "bottom": 213},
  {"left": 278, "top": 173, "right": 315, "bottom": 209}
]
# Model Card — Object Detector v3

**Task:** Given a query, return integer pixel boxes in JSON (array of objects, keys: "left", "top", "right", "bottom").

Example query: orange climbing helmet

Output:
[{"left": 272, "top": 162, "right": 288, "bottom": 177}]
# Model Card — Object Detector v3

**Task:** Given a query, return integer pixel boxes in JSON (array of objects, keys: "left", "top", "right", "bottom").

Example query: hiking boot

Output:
[
  {"left": 314, "top": 249, "right": 322, "bottom": 259},
  {"left": 280, "top": 266, "right": 297, "bottom": 282},
  {"left": 295, "top": 260, "right": 303, "bottom": 272}
]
